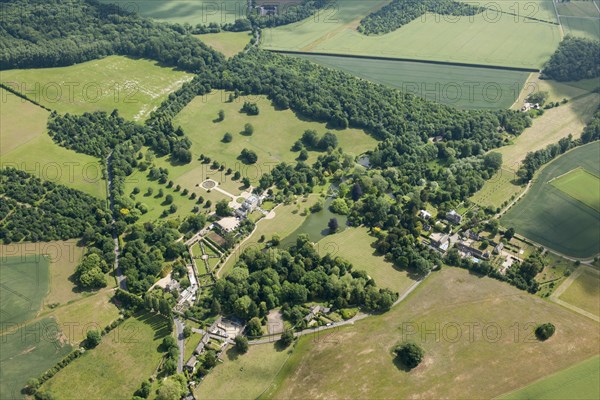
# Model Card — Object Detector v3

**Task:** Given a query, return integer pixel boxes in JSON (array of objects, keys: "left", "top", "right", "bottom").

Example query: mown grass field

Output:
[
  {"left": 265, "top": 267, "right": 600, "bottom": 399},
  {"left": 40, "top": 312, "right": 170, "bottom": 399},
  {"left": 0, "top": 253, "right": 49, "bottom": 324},
  {"left": 195, "top": 32, "right": 251, "bottom": 57},
  {"left": 559, "top": 270, "right": 600, "bottom": 317},
  {"left": 498, "top": 355, "right": 600, "bottom": 400},
  {"left": 196, "top": 343, "right": 292, "bottom": 400},
  {"left": 499, "top": 92, "right": 600, "bottom": 171},
  {"left": 550, "top": 168, "right": 600, "bottom": 212},
  {"left": 262, "top": 1, "right": 561, "bottom": 69},
  {"left": 0, "top": 317, "right": 73, "bottom": 400},
  {"left": 316, "top": 227, "right": 416, "bottom": 294},
  {"left": 501, "top": 142, "right": 600, "bottom": 258},
  {"left": 0, "top": 88, "right": 106, "bottom": 198},
  {"left": 471, "top": 168, "right": 524, "bottom": 209},
  {"left": 294, "top": 54, "right": 529, "bottom": 110},
  {"left": 1, "top": 56, "right": 192, "bottom": 121},
  {"left": 98, "top": 0, "right": 247, "bottom": 25}
]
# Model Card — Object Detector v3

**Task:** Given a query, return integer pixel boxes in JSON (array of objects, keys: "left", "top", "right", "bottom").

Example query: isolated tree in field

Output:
[
  {"left": 215, "top": 199, "right": 232, "bottom": 217},
  {"left": 233, "top": 171, "right": 241, "bottom": 180},
  {"left": 243, "top": 123, "right": 254, "bottom": 136},
  {"left": 240, "top": 148, "right": 258, "bottom": 164},
  {"left": 298, "top": 149, "right": 309, "bottom": 161},
  {"left": 394, "top": 342, "right": 424, "bottom": 369},
  {"left": 279, "top": 329, "right": 294, "bottom": 347},
  {"left": 234, "top": 335, "right": 249, "bottom": 353},
  {"left": 218, "top": 109, "right": 225, "bottom": 121},
  {"left": 222, "top": 132, "right": 233, "bottom": 142},
  {"left": 328, "top": 218, "right": 339, "bottom": 234},
  {"left": 535, "top": 323, "right": 555, "bottom": 341},
  {"left": 242, "top": 177, "right": 251, "bottom": 188},
  {"left": 165, "top": 194, "right": 174, "bottom": 204},
  {"left": 86, "top": 329, "right": 102, "bottom": 348},
  {"left": 205, "top": 200, "right": 212, "bottom": 208}
]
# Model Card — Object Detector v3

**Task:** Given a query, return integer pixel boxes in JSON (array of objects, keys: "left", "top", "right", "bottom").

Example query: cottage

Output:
[
  {"left": 446, "top": 210, "right": 463, "bottom": 225},
  {"left": 419, "top": 210, "right": 432, "bottom": 220},
  {"left": 494, "top": 242, "right": 504, "bottom": 254},
  {"left": 456, "top": 242, "right": 490, "bottom": 260}
]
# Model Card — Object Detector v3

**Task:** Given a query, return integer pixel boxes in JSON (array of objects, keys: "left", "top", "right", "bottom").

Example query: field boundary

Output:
[
  {"left": 268, "top": 50, "right": 540, "bottom": 73},
  {"left": 550, "top": 265, "right": 599, "bottom": 322}
]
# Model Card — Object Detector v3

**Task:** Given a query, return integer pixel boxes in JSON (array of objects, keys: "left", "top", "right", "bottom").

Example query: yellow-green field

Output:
[
  {"left": 266, "top": 267, "right": 600, "bottom": 399},
  {"left": 498, "top": 355, "right": 600, "bottom": 400},
  {"left": 40, "top": 312, "right": 170, "bottom": 399},
  {"left": 196, "top": 32, "right": 251, "bottom": 57},
  {"left": 550, "top": 168, "right": 600, "bottom": 212},
  {"left": 1, "top": 56, "right": 192, "bottom": 121},
  {"left": 471, "top": 168, "right": 524, "bottom": 209},
  {"left": 196, "top": 343, "right": 292, "bottom": 400},
  {"left": 559, "top": 270, "right": 600, "bottom": 317},
  {"left": 316, "top": 227, "right": 416, "bottom": 294},
  {"left": 0, "top": 88, "right": 106, "bottom": 198}
]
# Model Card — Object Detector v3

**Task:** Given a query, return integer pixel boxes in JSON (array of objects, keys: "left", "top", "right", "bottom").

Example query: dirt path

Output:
[{"left": 550, "top": 266, "right": 599, "bottom": 322}]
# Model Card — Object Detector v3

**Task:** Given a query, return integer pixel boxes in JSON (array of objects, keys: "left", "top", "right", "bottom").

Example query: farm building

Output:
[{"left": 430, "top": 233, "right": 450, "bottom": 252}]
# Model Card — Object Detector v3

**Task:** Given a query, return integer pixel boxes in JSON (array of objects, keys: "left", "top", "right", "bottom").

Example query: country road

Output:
[{"left": 175, "top": 318, "right": 185, "bottom": 373}]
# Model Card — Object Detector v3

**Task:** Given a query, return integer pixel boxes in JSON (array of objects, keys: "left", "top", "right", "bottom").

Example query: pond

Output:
[{"left": 280, "top": 197, "right": 348, "bottom": 250}]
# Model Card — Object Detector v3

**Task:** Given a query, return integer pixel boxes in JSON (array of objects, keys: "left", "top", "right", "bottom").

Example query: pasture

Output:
[
  {"left": 558, "top": 269, "right": 600, "bottom": 318},
  {"left": 0, "top": 88, "right": 106, "bottom": 198},
  {"left": 262, "top": 1, "right": 561, "bottom": 69},
  {"left": 501, "top": 142, "right": 600, "bottom": 258},
  {"left": 40, "top": 312, "right": 170, "bottom": 399},
  {"left": 561, "top": 16, "right": 600, "bottom": 40},
  {"left": 498, "top": 92, "right": 600, "bottom": 171},
  {"left": 550, "top": 168, "right": 600, "bottom": 212},
  {"left": 498, "top": 355, "right": 600, "bottom": 400},
  {"left": 0, "top": 317, "right": 73, "bottom": 400},
  {"left": 0, "top": 56, "right": 193, "bottom": 121},
  {"left": 196, "top": 32, "right": 251, "bottom": 57},
  {"left": 294, "top": 54, "right": 529, "bottom": 110},
  {"left": 555, "top": 0, "right": 600, "bottom": 17},
  {"left": 470, "top": 168, "right": 524, "bottom": 209},
  {"left": 266, "top": 267, "right": 600, "bottom": 399},
  {"left": 195, "top": 343, "right": 291, "bottom": 400},
  {"left": 513, "top": 73, "right": 600, "bottom": 111},
  {"left": 0, "top": 253, "right": 49, "bottom": 324}
]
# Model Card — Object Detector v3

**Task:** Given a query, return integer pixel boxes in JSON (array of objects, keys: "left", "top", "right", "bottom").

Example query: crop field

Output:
[
  {"left": 558, "top": 270, "right": 600, "bottom": 317},
  {"left": 550, "top": 168, "right": 600, "bottom": 212},
  {"left": 98, "top": 0, "right": 247, "bottom": 25},
  {"left": 196, "top": 32, "right": 251, "bottom": 57},
  {"left": 262, "top": 1, "right": 561, "bottom": 69},
  {"left": 561, "top": 15, "right": 600, "bottom": 40},
  {"left": 513, "top": 73, "right": 600, "bottom": 111},
  {"left": 0, "top": 56, "right": 193, "bottom": 121},
  {"left": 294, "top": 54, "right": 529, "bottom": 110},
  {"left": 40, "top": 312, "right": 170, "bottom": 399},
  {"left": 316, "top": 227, "right": 416, "bottom": 294},
  {"left": 501, "top": 142, "right": 600, "bottom": 258},
  {"left": 0, "top": 253, "right": 49, "bottom": 324},
  {"left": 471, "top": 168, "right": 524, "bottom": 209},
  {"left": 196, "top": 343, "right": 291, "bottom": 400},
  {"left": 0, "top": 317, "right": 73, "bottom": 400},
  {"left": 556, "top": 0, "right": 600, "bottom": 17},
  {"left": 499, "top": 355, "right": 600, "bottom": 400},
  {"left": 0, "top": 88, "right": 106, "bottom": 198},
  {"left": 498, "top": 92, "right": 600, "bottom": 171},
  {"left": 265, "top": 267, "right": 600, "bottom": 400}
]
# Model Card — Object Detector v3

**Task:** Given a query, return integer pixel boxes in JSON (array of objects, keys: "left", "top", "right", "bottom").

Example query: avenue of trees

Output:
[{"left": 542, "top": 36, "right": 600, "bottom": 81}]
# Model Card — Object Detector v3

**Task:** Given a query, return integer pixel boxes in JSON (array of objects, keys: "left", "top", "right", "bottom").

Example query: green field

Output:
[
  {"left": 550, "top": 168, "right": 600, "bottom": 212},
  {"left": 559, "top": 270, "right": 600, "bottom": 317},
  {"left": 0, "top": 317, "right": 73, "bottom": 400},
  {"left": 40, "top": 312, "right": 170, "bottom": 399},
  {"left": 98, "top": 0, "right": 247, "bottom": 25},
  {"left": 561, "top": 15, "right": 600, "bottom": 40},
  {"left": 1, "top": 56, "right": 192, "bottom": 121},
  {"left": 0, "top": 254, "right": 49, "bottom": 324},
  {"left": 262, "top": 1, "right": 561, "bottom": 69},
  {"left": 196, "top": 32, "right": 251, "bottom": 57},
  {"left": 316, "top": 227, "right": 416, "bottom": 294},
  {"left": 499, "top": 355, "right": 600, "bottom": 400},
  {"left": 501, "top": 142, "right": 600, "bottom": 258},
  {"left": 0, "top": 88, "right": 106, "bottom": 198},
  {"left": 196, "top": 343, "right": 291, "bottom": 400},
  {"left": 471, "top": 168, "right": 524, "bottom": 209},
  {"left": 293, "top": 54, "right": 529, "bottom": 109},
  {"left": 265, "top": 267, "right": 599, "bottom": 399},
  {"left": 556, "top": 0, "right": 600, "bottom": 17}
]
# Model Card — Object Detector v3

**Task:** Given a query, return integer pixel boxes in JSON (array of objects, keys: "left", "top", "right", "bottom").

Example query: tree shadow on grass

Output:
[
  {"left": 226, "top": 347, "right": 240, "bottom": 361},
  {"left": 392, "top": 356, "right": 414, "bottom": 373},
  {"left": 134, "top": 311, "right": 171, "bottom": 340}
]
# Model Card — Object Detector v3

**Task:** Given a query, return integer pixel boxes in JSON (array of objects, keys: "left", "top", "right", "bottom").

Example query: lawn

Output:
[
  {"left": 559, "top": 270, "right": 600, "bottom": 317},
  {"left": 498, "top": 92, "right": 600, "bottom": 171},
  {"left": 501, "top": 142, "right": 600, "bottom": 258},
  {"left": 172, "top": 90, "right": 378, "bottom": 184},
  {"left": 195, "top": 32, "right": 251, "bottom": 57},
  {"left": 0, "top": 317, "right": 73, "bottom": 400},
  {"left": 195, "top": 343, "right": 292, "bottom": 400},
  {"left": 316, "top": 227, "right": 416, "bottom": 294},
  {"left": 266, "top": 267, "right": 600, "bottom": 399},
  {"left": 0, "top": 56, "right": 193, "bottom": 121},
  {"left": 293, "top": 54, "right": 529, "bottom": 110},
  {"left": 262, "top": 1, "right": 561, "bottom": 69},
  {"left": 471, "top": 168, "right": 525, "bottom": 209},
  {"left": 498, "top": 355, "right": 600, "bottom": 400},
  {"left": 550, "top": 168, "right": 600, "bottom": 212},
  {"left": 98, "top": 0, "right": 247, "bottom": 25},
  {"left": 0, "top": 253, "right": 49, "bottom": 324},
  {"left": 0, "top": 88, "right": 106, "bottom": 199},
  {"left": 40, "top": 312, "right": 170, "bottom": 399}
]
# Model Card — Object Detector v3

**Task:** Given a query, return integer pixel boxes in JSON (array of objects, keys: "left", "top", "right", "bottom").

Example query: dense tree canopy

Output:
[{"left": 542, "top": 36, "right": 600, "bottom": 81}]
